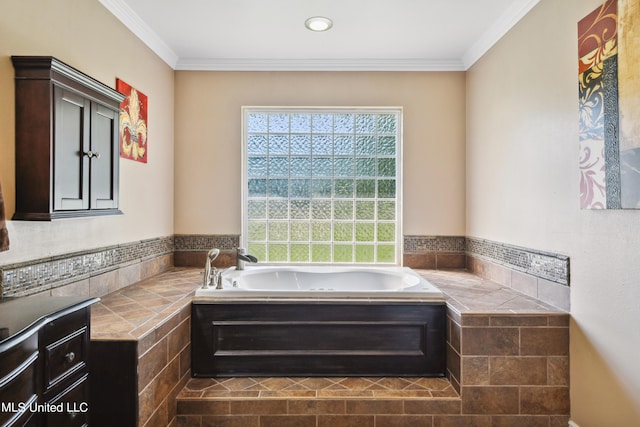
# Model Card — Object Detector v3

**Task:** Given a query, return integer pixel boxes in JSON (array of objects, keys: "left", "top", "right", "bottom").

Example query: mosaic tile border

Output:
[
  {"left": 465, "top": 237, "right": 570, "bottom": 286},
  {"left": 173, "top": 234, "right": 240, "bottom": 251},
  {"left": 403, "top": 235, "right": 466, "bottom": 253},
  {"left": 176, "top": 235, "right": 465, "bottom": 254},
  {"left": 0, "top": 236, "right": 174, "bottom": 297}
]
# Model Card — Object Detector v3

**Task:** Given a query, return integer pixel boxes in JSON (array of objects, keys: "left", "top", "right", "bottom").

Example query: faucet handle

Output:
[
  {"left": 210, "top": 267, "right": 218, "bottom": 285},
  {"left": 215, "top": 270, "right": 223, "bottom": 289}
]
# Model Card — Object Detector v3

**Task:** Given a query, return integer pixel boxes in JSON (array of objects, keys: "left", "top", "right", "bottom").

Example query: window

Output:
[{"left": 242, "top": 107, "right": 402, "bottom": 264}]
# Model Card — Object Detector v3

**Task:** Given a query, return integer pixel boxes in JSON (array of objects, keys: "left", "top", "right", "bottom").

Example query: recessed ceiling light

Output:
[{"left": 305, "top": 16, "right": 333, "bottom": 32}]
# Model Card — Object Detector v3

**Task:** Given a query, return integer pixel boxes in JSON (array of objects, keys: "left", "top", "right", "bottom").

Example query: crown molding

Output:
[
  {"left": 101, "top": 0, "right": 539, "bottom": 72},
  {"left": 98, "top": 0, "right": 179, "bottom": 68},
  {"left": 462, "top": 0, "right": 541, "bottom": 69},
  {"left": 175, "top": 58, "right": 466, "bottom": 72}
]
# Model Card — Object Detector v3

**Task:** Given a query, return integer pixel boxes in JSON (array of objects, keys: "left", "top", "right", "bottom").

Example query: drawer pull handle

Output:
[{"left": 65, "top": 352, "right": 76, "bottom": 363}]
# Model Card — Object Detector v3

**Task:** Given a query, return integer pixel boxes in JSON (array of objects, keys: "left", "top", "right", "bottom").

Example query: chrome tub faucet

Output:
[
  {"left": 236, "top": 247, "right": 258, "bottom": 270},
  {"left": 202, "top": 248, "right": 221, "bottom": 289}
]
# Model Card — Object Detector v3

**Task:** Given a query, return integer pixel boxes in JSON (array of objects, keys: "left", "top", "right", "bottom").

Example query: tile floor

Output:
[{"left": 179, "top": 376, "right": 459, "bottom": 399}]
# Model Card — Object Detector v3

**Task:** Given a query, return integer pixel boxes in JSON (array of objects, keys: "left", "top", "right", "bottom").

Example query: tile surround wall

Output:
[
  {"left": 403, "top": 236, "right": 571, "bottom": 309},
  {"left": 403, "top": 235, "right": 467, "bottom": 269},
  {"left": 0, "top": 236, "right": 174, "bottom": 297},
  {"left": 465, "top": 237, "right": 569, "bottom": 286},
  {"left": 446, "top": 311, "right": 570, "bottom": 423},
  {"left": 0, "top": 234, "right": 571, "bottom": 426},
  {"left": 173, "top": 234, "right": 470, "bottom": 269},
  {"left": 173, "top": 234, "right": 239, "bottom": 269},
  {"left": 1, "top": 234, "right": 570, "bottom": 310},
  {"left": 465, "top": 256, "right": 570, "bottom": 312},
  {"left": 137, "top": 303, "right": 192, "bottom": 427}
]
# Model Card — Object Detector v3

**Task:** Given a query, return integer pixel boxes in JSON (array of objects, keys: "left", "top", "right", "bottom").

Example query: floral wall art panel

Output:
[
  {"left": 579, "top": 0, "right": 640, "bottom": 209},
  {"left": 117, "top": 79, "right": 148, "bottom": 163},
  {"left": 578, "top": 0, "right": 619, "bottom": 209}
]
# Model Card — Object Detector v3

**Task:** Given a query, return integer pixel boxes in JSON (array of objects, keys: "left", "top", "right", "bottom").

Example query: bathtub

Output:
[
  {"left": 194, "top": 265, "right": 444, "bottom": 300},
  {"left": 192, "top": 265, "right": 447, "bottom": 377}
]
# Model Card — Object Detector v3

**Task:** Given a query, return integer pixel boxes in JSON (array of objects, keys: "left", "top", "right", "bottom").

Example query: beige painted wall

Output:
[
  {"left": 0, "top": 0, "right": 175, "bottom": 264},
  {"left": 174, "top": 71, "right": 466, "bottom": 237},
  {"left": 466, "top": 0, "right": 640, "bottom": 425}
]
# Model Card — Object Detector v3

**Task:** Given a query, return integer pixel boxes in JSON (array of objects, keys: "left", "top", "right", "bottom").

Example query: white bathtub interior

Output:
[{"left": 195, "top": 265, "right": 444, "bottom": 300}]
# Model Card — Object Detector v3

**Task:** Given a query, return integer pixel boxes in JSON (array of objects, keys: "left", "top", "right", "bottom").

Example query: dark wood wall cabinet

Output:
[
  {"left": 0, "top": 295, "right": 98, "bottom": 427},
  {"left": 11, "top": 56, "right": 125, "bottom": 220}
]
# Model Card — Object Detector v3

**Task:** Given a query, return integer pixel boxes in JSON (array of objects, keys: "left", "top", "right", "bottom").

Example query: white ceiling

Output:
[{"left": 99, "top": 0, "right": 540, "bottom": 71}]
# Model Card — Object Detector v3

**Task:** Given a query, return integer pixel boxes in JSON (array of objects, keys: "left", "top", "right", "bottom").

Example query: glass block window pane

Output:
[
  {"left": 248, "top": 222, "right": 266, "bottom": 241},
  {"left": 268, "top": 244, "right": 288, "bottom": 262},
  {"left": 291, "top": 244, "right": 310, "bottom": 262},
  {"left": 334, "top": 201, "right": 353, "bottom": 220},
  {"left": 291, "top": 222, "right": 310, "bottom": 241},
  {"left": 312, "top": 222, "right": 331, "bottom": 241},
  {"left": 244, "top": 108, "right": 400, "bottom": 264},
  {"left": 312, "top": 244, "right": 332, "bottom": 262},
  {"left": 268, "top": 222, "right": 288, "bottom": 241},
  {"left": 291, "top": 113, "right": 311, "bottom": 133},
  {"left": 248, "top": 200, "right": 266, "bottom": 219},
  {"left": 268, "top": 200, "right": 288, "bottom": 219},
  {"left": 334, "top": 244, "right": 353, "bottom": 263}
]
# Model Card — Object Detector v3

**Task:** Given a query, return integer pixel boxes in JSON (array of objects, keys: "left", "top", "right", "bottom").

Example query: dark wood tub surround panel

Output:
[{"left": 192, "top": 302, "right": 447, "bottom": 377}]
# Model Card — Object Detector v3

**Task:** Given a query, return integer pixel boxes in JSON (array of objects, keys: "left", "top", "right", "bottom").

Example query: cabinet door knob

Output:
[
  {"left": 83, "top": 151, "right": 101, "bottom": 159},
  {"left": 65, "top": 352, "right": 76, "bottom": 363}
]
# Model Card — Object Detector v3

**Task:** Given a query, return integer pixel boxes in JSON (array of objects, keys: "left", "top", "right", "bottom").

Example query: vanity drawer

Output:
[
  {"left": 44, "top": 327, "right": 88, "bottom": 391},
  {"left": 0, "top": 345, "right": 39, "bottom": 427},
  {"left": 42, "top": 308, "right": 89, "bottom": 345},
  {"left": 45, "top": 374, "right": 88, "bottom": 427},
  {"left": 0, "top": 331, "right": 38, "bottom": 381}
]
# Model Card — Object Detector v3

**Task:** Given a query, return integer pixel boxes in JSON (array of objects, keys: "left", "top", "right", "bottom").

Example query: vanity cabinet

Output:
[
  {"left": 11, "top": 56, "right": 125, "bottom": 220},
  {"left": 0, "top": 296, "right": 97, "bottom": 426}
]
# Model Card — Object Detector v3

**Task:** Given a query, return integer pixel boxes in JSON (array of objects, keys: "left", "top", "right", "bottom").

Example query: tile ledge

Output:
[{"left": 414, "top": 269, "right": 568, "bottom": 315}]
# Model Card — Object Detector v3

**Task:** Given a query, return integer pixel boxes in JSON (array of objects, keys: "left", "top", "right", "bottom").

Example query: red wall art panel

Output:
[{"left": 117, "top": 79, "right": 148, "bottom": 163}]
